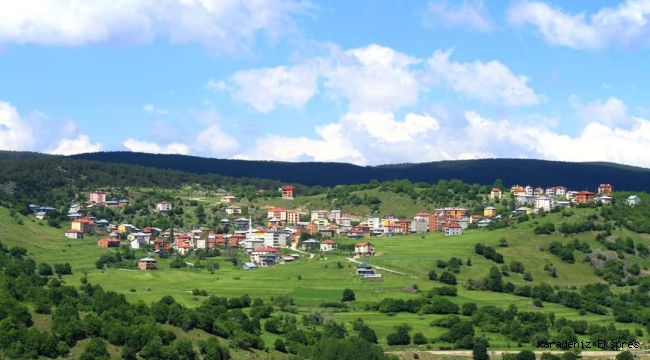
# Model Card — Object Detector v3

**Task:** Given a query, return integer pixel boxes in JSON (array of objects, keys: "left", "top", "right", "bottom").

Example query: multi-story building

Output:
[
  {"left": 281, "top": 185, "right": 295, "bottom": 199},
  {"left": 311, "top": 210, "right": 329, "bottom": 227},
  {"left": 286, "top": 210, "right": 300, "bottom": 224},
  {"left": 577, "top": 191, "right": 595, "bottom": 204},
  {"left": 329, "top": 210, "right": 342, "bottom": 224},
  {"left": 598, "top": 184, "right": 614, "bottom": 194},
  {"left": 268, "top": 207, "right": 288, "bottom": 222},
  {"left": 490, "top": 188, "right": 503, "bottom": 199},
  {"left": 156, "top": 201, "right": 172, "bottom": 212},
  {"left": 534, "top": 196, "right": 553, "bottom": 211},
  {"left": 89, "top": 190, "right": 106, "bottom": 204}
]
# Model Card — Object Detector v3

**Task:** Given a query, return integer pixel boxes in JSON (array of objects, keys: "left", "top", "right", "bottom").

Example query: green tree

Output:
[
  {"left": 342, "top": 288, "right": 356, "bottom": 302},
  {"left": 472, "top": 337, "right": 490, "bottom": 360},
  {"left": 79, "top": 338, "right": 110, "bottom": 360}
]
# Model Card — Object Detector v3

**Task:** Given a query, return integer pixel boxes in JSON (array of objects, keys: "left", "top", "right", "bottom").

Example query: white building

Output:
[
  {"left": 263, "top": 230, "right": 287, "bottom": 248},
  {"left": 545, "top": 187, "right": 555, "bottom": 196},
  {"left": 445, "top": 224, "right": 462, "bottom": 236},
  {"left": 226, "top": 205, "right": 242, "bottom": 215},
  {"left": 628, "top": 195, "right": 641, "bottom": 206},
  {"left": 311, "top": 210, "right": 329, "bottom": 227},
  {"left": 156, "top": 201, "right": 172, "bottom": 212},
  {"left": 554, "top": 186, "right": 567, "bottom": 196},
  {"left": 534, "top": 196, "right": 553, "bottom": 211},
  {"left": 515, "top": 194, "right": 535, "bottom": 206},
  {"left": 320, "top": 240, "right": 337, "bottom": 251},
  {"left": 525, "top": 185, "right": 533, "bottom": 196},
  {"left": 366, "top": 217, "right": 381, "bottom": 230}
]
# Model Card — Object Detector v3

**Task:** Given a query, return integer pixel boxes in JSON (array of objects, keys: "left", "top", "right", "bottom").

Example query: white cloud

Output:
[
  {"left": 225, "top": 64, "right": 320, "bottom": 112},
  {"left": 122, "top": 139, "right": 189, "bottom": 155},
  {"left": 0, "top": 0, "right": 312, "bottom": 53},
  {"left": 507, "top": 0, "right": 650, "bottom": 49},
  {"left": 569, "top": 95, "right": 630, "bottom": 127},
  {"left": 0, "top": 101, "right": 35, "bottom": 150},
  {"left": 143, "top": 103, "right": 169, "bottom": 115},
  {"left": 195, "top": 124, "right": 241, "bottom": 157},
  {"left": 423, "top": 0, "right": 493, "bottom": 32},
  {"left": 46, "top": 134, "right": 102, "bottom": 155},
  {"left": 426, "top": 49, "right": 545, "bottom": 106}
]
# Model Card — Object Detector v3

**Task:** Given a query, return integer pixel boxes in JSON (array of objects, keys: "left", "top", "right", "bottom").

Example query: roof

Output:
[
  {"left": 357, "top": 263, "right": 372, "bottom": 269},
  {"left": 599, "top": 184, "right": 613, "bottom": 187},
  {"left": 139, "top": 257, "right": 156, "bottom": 262},
  {"left": 356, "top": 242, "right": 370, "bottom": 247},
  {"left": 578, "top": 191, "right": 595, "bottom": 195},
  {"left": 97, "top": 219, "right": 109, "bottom": 223},
  {"left": 243, "top": 262, "right": 257, "bottom": 267},
  {"left": 629, "top": 195, "right": 640, "bottom": 199},
  {"left": 491, "top": 188, "right": 501, "bottom": 192},
  {"left": 447, "top": 224, "right": 461, "bottom": 229},
  {"left": 65, "top": 229, "right": 83, "bottom": 233},
  {"left": 302, "top": 239, "right": 319, "bottom": 244},
  {"left": 322, "top": 239, "right": 337, "bottom": 244},
  {"left": 484, "top": 206, "right": 496, "bottom": 210}
]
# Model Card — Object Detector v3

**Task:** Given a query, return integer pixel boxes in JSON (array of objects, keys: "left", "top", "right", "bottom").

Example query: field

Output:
[{"left": 3, "top": 204, "right": 650, "bottom": 356}]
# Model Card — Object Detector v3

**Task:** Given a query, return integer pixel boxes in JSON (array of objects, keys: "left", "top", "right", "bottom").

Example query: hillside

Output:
[{"left": 68, "top": 151, "right": 650, "bottom": 191}]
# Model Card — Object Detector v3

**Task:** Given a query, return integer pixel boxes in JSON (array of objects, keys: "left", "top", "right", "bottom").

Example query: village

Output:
[{"left": 26, "top": 183, "right": 642, "bottom": 273}]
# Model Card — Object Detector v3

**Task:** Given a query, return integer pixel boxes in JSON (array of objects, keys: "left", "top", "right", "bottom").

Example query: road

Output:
[{"left": 346, "top": 257, "right": 412, "bottom": 276}]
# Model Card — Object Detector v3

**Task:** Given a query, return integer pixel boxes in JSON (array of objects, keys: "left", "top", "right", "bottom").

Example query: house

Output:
[
  {"left": 226, "top": 205, "right": 242, "bottom": 215},
  {"left": 445, "top": 223, "right": 462, "bottom": 236},
  {"left": 71, "top": 218, "right": 95, "bottom": 234},
  {"left": 281, "top": 185, "right": 295, "bottom": 199},
  {"left": 598, "top": 184, "right": 613, "bottom": 194},
  {"left": 628, "top": 195, "right": 641, "bottom": 206},
  {"left": 515, "top": 194, "right": 535, "bottom": 206},
  {"left": 243, "top": 262, "right": 258, "bottom": 270},
  {"left": 138, "top": 257, "right": 157, "bottom": 271},
  {"left": 596, "top": 194, "right": 613, "bottom": 204},
  {"left": 525, "top": 185, "right": 533, "bottom": 196},
  {"left": 330, "top": 210, "right": 342, "bottom": 224},
  {"left": 534, "top": 187, "right": 545, "bottom": 196},
  {"left": 410, "top": 219, "right": 428, "bottom": 234},
  {"left": 250, "top": 247, "right": 281, "bottom": 266},
  {"left": 96, "top": 219, "right": 109, "bottom": 228},
  {"left": 128, "top": 232, "right": 150, "bottom": 244},
  {"left": 339, "top": 217, "right": 352, "bottom": 227},
  {"left": 576, "top": 191, "right": 595, "bottom": 204},
  {"left": 176, "top": 243, "right": 194, "bottom": 256},
  {"left": 97, "top": 238, "right": 120, "bottom": 248},
  {"left": 553, "top": 186, "right": 568, "bottom": 196},
  {"left": 64, "top": 229, "right": 84, "bottom": 239},
  {"left": 118, "top": 224, "right": 136, "bottom": 234},
  {"left": 153, "top": 240, "right": 172, "bottom": 252},
  {"left": 483, "top": 206, "right": 497, "bottom": 218},
  {"left": 35, "top": 211, "right": 47, "bottom": 220},
  {"left": 510, "top": 185, "right": 525, "bottom": 195},
  {"left": 220, "top": 195, "right": 238, "bottom": 203},
  {"left": 234, "top": 218, "right": 250, "bottom": 228},
  {"left": 490, "top": 188, "right": 503, "bottom": 199},
  {"left": 118, "top": 199, "right": 129, "bottom": 207},
  {"left": 355, "top": 242, "right": 374, "bottom": 257},
  {"left": 39, "top": 206, "right": 56, "bottom": 212},
  {"left": 301, "top": 239, "right": 320, "bottom": 250},
  {"left": 311, "top": 210, "right": 329, "bottom": 227},
  {"left": 130, "top": 238, "right": 147, "bottom": 249},
  {"left": 156, "top": 201, "right": 172, "bottom": 212},
  {"left": 267, "top": 207, "right": 287, "bottom": 222},
  {"left": 320, "top": 239, "right": 337, "bottom": 251},
  {"left": 514, "top": 207, "right": 533, "bottom": 215},
  {"left": 356, "top": 263, "right": 374, "bottom": 276},
  {"left": 477, "top": 219, "right": 492, "bottom": 228},
  {"left": 545, "top": 187, "right": 556, "bottom": 196},
  {"left": 566, "top": 191, "right": 579, "bottom": 201},
  {"left": 534, "top": 196, "right": 553, "bottom": 211},
  {"left": 286, "top": 210, "right": 300, "bottom": 224},
  {"left": 89, "top": 190, "right": 106, "bottom": 204}
]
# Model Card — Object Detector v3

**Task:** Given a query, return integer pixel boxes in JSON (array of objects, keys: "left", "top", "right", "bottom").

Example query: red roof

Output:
[
  {"left": 282, "top": 185, "right": 294, "bottom": 190},
  {"left": 356, "top": 242, "right": 369, "bottom": 247},
  {"left": 65, "top": 229, "right": 83, "bottom": 233},
  {"left": 415, "top": 212, "right": 430, "bottom": 216},
  {"left": 232, "top": 234, "right": 246, "bottom": 238},
  {"left": 578, "top": 191, "right": 595, "bottom": 195},
  {"left": 322, "top": 240, "right": 337, "bottom": 244},
  {"left": 447, "top": 224, "right": 461, "bottom": 229},
  {"left": 491, "top": 188, "right": 502, "bottom": 192},
  {"left": 73, "top": 218, "right": 92, "bottom": 223},
  {"left": 599, "top": 184, "right": 613, "bottom": 188}
]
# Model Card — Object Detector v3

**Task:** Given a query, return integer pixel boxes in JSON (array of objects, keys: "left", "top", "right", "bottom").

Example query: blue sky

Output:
[{"left": 1, "top": 0, "right": 649, "bottom": 167}]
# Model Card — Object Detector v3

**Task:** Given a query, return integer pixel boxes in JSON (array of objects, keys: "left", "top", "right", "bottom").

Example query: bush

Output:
[
  {"left": 413, "top": 332, "right": 428, "bottom": 345},
  {"left": 439, "top": 271, "right": 457, "bottom": 285},
  {"left": 428, "top": 270, "right": 438, "bottom": 281},
  {"left": 342, "top": 288, "right": 356, "bottom": 302}
]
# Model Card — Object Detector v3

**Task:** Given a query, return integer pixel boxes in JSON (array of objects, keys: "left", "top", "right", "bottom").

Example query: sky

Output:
[{"left": 1, "top": 0, "right": 650, "bottom": 168}]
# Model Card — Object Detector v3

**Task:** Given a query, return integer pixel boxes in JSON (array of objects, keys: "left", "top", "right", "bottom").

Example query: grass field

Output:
[{"left": 2, "top": 205, "right": 650, "bottom": 354}]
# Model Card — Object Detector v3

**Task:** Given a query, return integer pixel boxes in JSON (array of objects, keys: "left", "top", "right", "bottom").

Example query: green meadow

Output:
[{"left": 2, "top": 205, "right": 649, "bottom": 353}]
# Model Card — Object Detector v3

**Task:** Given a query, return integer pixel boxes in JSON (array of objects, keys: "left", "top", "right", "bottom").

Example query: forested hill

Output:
[{"left": 69, "top": 151, "right": 650, "bottom": 191}]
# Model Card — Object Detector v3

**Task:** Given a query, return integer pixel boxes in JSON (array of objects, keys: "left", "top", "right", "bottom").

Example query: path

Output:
[
  {"left": 386, "top": 350, "right": 641, "bottom": 357},
  {"left": 289, "top": 244, "right": 315, "bottom": 259},
  {"left": 346, "top": 257, "right": 411, "bottom": 276}
]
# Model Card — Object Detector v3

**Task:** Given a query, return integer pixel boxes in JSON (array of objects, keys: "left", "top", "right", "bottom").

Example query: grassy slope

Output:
[{"left": 3, "top": 205, "right": 650, "bottom": 352}]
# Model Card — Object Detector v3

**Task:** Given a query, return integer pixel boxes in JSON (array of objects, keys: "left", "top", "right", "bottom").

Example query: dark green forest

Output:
[{"left": 67, "top": 151, "right": 650, "bottom": 191}]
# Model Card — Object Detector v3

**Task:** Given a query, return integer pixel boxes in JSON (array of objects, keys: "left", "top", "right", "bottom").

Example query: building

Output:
[
  {"left": 515, "top": 194, "right": 535, "bottom": 206},
  {"left": 311, "top": 210, "right": 329, "bottom": 227},
  {"left": 410, "top": 219, "right": 428, "bottom": 234},
  {"left": 89, "top": 190, "right": 106, "bottom": 204},
  {"left": 286, "top": 210, "right": 300, "bottom": 224},
  {"left": 566, "top": 191, "right": 579, "bottom": 201},
  {"left": 525, "top": 185, "right": 533, "bottom": 196},
  {"left": 301, "top": 239, "right": 320, "bottom": 250},
  {"left": 220, "top": 195, "right": 238, "bottom": 203},
  {"left": 535, "top": 196, "right": 553, "bottom": 211},
  {"left": 628, "top": 195, "right": 641, "bottom": 206},
  {"left": 320, "top": 239, "right": 337, "bottom": 251},
  {"left": 138, "top": 257, "right": 157, "bottom": 271},
  {"left": 97, "top": 238, "right": 120, "bottom": 248},
  {"left": 483, "top": 206, "right": 497, "bottom": 217},
  {"left": 445, "top": 223, "right": 462, "bottom": 236},
  {"left": 490, "top": 188, "right": 502, "bottom": 199},
  {"left": 533, "top": 187, "right": 545, "bottom": 196},
  {"left": 267, "top": 207, "right": 287, "bottom": 222},
  {"left": 510, "top": 185, "right": 525, "bottom": 195},
  {"left": 96, "top": 219, "right": 109, "bottom": 228},
  {"left": 553, "top": 186, "right": 567, "bottom": 196},
  {"left": 356, "top": 263, "right": 373, "bottom": 276},
  {"left": 64, "top": 229, "right": 84, "bottom": 239},
  {"left": 156, "top": 201, "right": 172, "bottom": 212},
  {"left": 355, "top": 242, "right": 374, "bottom": 257},
  {"left": 250, "top": 247, "right": 281, "bottom": 266},
  {"left": 71, "top": 218, "right": 95, "bottom": 234},
  {"left": 330, "top": 210, "right": 342, "bottom": 224},
  {"left": 243, "top": 262, "right": 258, "bottom": 270},
  {"left": 281, "top": 185, "right": 295, "bottom": 199},
  {"left": 226, "top": 205, "right": 242, "bottom": 215},
  {"left": 598, "top": 184, "right": 613, "bottom": 194},
  {"left": 596, "top": 194, "right": 613, "bottom": 204},
  {"left": 576, "top": 191, "right": 595, "bottom": 204},
  {"left": 35, "top": 211, "right": 47, "bottom": 220}
]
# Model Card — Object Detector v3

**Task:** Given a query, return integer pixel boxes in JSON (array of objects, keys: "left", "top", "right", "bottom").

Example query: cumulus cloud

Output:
[
  {"left": 569, "top": 95, "right": 631, "bottom": 128},
  {"left": 426, "top": 49, "right": 545, "bottom": 106},
  {"left": 143, "top": 103, "right": 169, "bottom": 115},
  {"left": 122, "top": 139, "right": 190, "bottom": 155},
  {"left": 0, "top": 101, "right": 35, "bottom": 150},
  {"left": 507, "top": 0, "right": 650, "bottom": 49},
  {"left": 217, "top": 44, "right": 542, "bottom": 113},
  {"left": 46, "top": 134, "right": 102, "bottom": 155},
  {"left": 194, "top": 124, "right": 241, "bottom": 157},
  {"left": 0, "top": 0, "right": 312, "bottom": 53},
  {"left": 423, "top": 0, "right": 493, "bottom": 32}
]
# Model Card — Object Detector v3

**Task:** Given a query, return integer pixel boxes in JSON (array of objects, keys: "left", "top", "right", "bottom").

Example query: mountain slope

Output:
[{"left": 68, "top": 151, "right": 650, "bottom": 191}]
